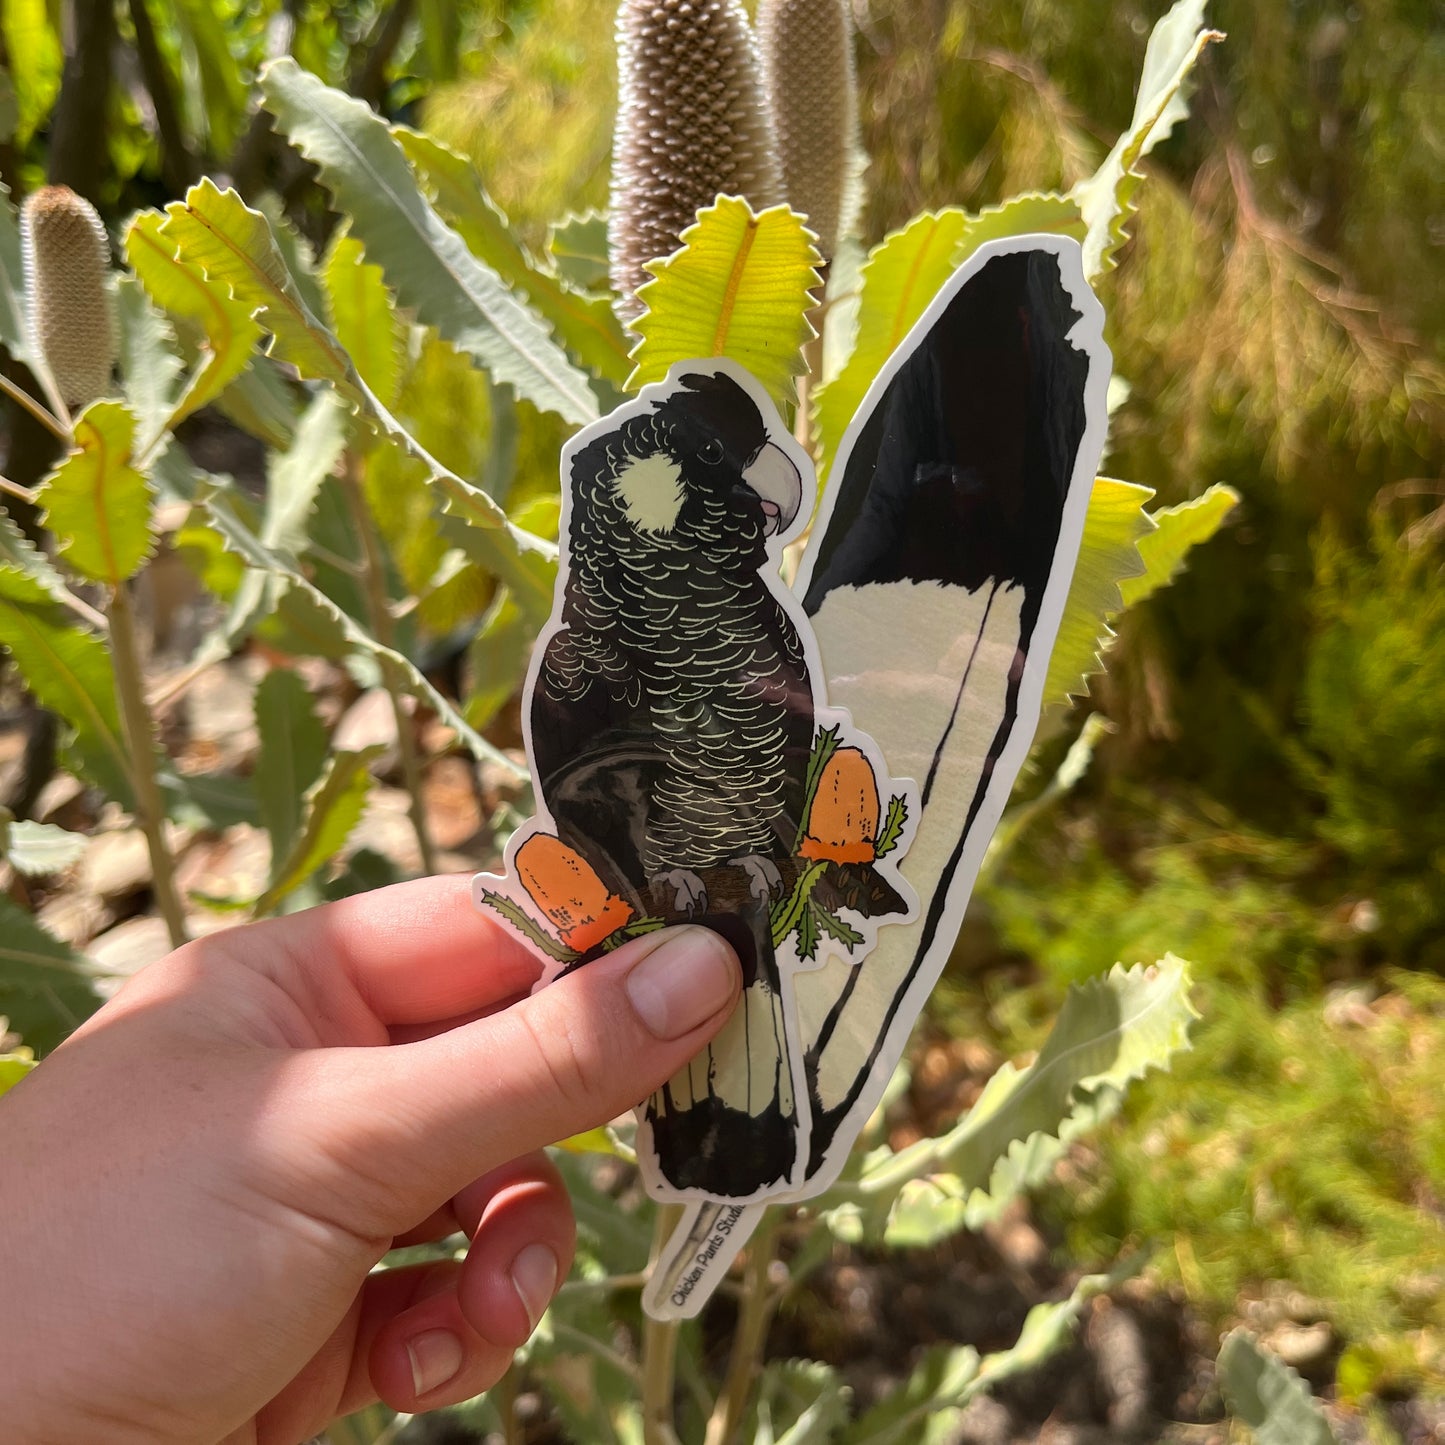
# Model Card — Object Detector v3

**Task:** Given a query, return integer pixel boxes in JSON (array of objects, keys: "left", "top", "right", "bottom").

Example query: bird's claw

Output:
[
  {"left": 732, "top": 854, "right": 784, "bottom": 902},
  {"left": 652, "top": 868, "right": 708, "bottom": 917}
]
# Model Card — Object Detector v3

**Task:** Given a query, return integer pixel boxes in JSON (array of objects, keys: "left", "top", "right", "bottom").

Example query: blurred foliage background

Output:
[{"left": 0, "top": 0, "right": 1441, "bottom": 1440}]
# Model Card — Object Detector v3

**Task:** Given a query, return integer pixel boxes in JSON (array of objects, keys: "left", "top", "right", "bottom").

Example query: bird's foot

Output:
[
  {"left": 730, "top": 853, "right": 785, "bottom": 902},
  {"left": 651, "top": 868, "right": 708, "bottom": 917}
]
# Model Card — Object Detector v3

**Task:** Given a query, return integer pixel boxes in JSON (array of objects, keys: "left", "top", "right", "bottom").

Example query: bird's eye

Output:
[{"left": 698, "top": 437, "right": 725, "bottom": 465}]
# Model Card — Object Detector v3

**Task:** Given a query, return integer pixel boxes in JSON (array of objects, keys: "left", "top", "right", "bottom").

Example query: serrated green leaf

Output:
[
  {"left": 214, "top": 355, "right": 302, "bottom": 450},
  {"left": 814, "top": 195, "right": 1085, "bottom": 475},
  {"left": 0, "top": 509, "right": 71, "bottom": 601},
  {"left": 5, "top": 820, "right": 86, "bottom": 876},
  {"left": 322, "top": 233, "right": 403, "bottom": 407},
  {"left": 158, "top": 177, "right": 348, "bottom": 388},
  {"left": 115, "top": 275, "right": 185, "bottom": 454},
  {"left": 259, "top": 61, "right": 598, "bottom": 426},
  {"left": 0, "top": 179, "right": 28, "bottom": 361},
  {"left": 749, "top": 1360, "right": 850, "bottom": 1445},
  {"left": 628, "top": 197, "right": 822, "bottom": 409},
  {"left": 549, "top": 211, "right": 611, "bottom": 292},
  {"left": 0, "top": 896, "right": 101, "bottom": 1054},
  {"left": 0, "top": 1051, "right": 37, "bottom": 1098},
  {"left": 169, "top": 459, "right": 524, "bottom": 777},
  {"left": 1073, "top": 0, "right": 1222, "bottom": 279},
  {"left": 1119, "top": 483, "right": 1240, "bottom": 607},
  {"left": 263, "top": 389, "right": 349, "bottom": 555},
  {"left": 397, "top": 128, "right": 633, "bottom": 384},
  {"left": 0, "top": 573, "right": 129, "bottom": 804},
  {"left": 154, "top": 179, "right": 557, "bottom": 618},
  {"left": 1046, "top": 476, "right": 1155, "bottom": 707},
  {"left": 255, "top": 744, "right": 383, "bottom": 914},
  {"left": 830, "top": 958, "right": 1196, "bottom": 1244},
  {"left": 1218, "top": 1331, "right": 1340, "bottom": 1445},
  {"left": 37, "top": 401, "right": 155, "bottom": 586},
  {"left": 253, "top": 669, "right": 329, "bottom": 875},
  {"left": 125, "top": 209, "right": 263, "bottom": 432}
]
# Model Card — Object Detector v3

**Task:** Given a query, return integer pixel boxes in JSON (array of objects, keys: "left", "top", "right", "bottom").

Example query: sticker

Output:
[
  {"left": 472, "top": 361, "right": 918, "bottom": 1217},
  {"left": 641, "top": 233, "right": 1111, "bottom": 1319}
]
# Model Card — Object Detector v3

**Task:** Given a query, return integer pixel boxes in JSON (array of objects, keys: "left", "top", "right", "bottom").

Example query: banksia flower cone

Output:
[
  {"left": 20, "top": 185, "right": 116, "bottom": 411},
  {"left": 757, "top": 0, "right": 859, "bottom": 261},
  {"left": 610, "top": 0, "right": 783, "bottom": 317},
  {"left": 799, "top": 746, "right": 879, "bottom": 864},
  {"left": 517, "top": 833, "right": 636, "bottom": 953}
]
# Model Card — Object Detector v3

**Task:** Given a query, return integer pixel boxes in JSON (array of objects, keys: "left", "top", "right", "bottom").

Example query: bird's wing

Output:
[{"left": 792, "top": 234, "right": 1110, "bottom": 1188}]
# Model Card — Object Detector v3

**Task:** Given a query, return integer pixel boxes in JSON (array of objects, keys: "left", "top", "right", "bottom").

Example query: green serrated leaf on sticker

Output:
[
  {"left": 1120, "top": 483, "right": 1240, "bottom": 607},
  {"left": 828, "top": 957, "right": 1196, "bottom": 1242},
  {"left": 322, "top": 233, "right": 404, "bottom": 408},
  {"left": 1073, "top": 0, "right": 1222, "bottom": 279},
  {"left": 0, "top": 570, "right": 130, "bottom": 805},
  {"left": 628, "top": 197, "right": 822, "bottom": 410},
  {"left": 0, "top": 895, "right": 101, "bottom": 1054},
  {"left": 1046, "top": 476, "right": 1155, "bottom": 707},
  {"left": 477, "top": 888, "right": 578, "bottom": 965},
  {"left": 875, "top": 794, "right": 908, "bottom": 858},
  {"left": 125, "top": 208, "right": 264, "bottom": 432},
  {"left": 255, "top": 744, "right": 383, "bottom": 914},
  {"left": 397, "top": 128, "right": 633, "bottom": 385},
  {"left": 253, "top": 668, "right": 329, "bottom": 875},
  {"left": 38, "top": 401, "right": 156, "bottom": 586},
  {"left": 259, "top": 60, "right": 598, "bottom": 427},
  {"left": 1218, "top": 1331, "right": 1341, "bottom": 1445}
]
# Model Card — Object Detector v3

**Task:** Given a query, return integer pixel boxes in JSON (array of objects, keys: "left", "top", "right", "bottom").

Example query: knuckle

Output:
[{"left": 515, "top": 1002, "right": 606, "bottom": 1115}]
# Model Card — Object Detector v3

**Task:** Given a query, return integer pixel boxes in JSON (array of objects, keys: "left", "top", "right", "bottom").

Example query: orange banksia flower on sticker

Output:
[
  {"left": 798, "top": 746, "right": 879, "bottom": 864},
  {"left": 516, "top": 834, "right": 635, "bottom": 953}
]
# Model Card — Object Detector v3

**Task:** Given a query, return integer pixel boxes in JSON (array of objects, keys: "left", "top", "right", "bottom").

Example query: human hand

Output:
[{"left": 0, "top": 874, "right": 740, "bottom": 1444}]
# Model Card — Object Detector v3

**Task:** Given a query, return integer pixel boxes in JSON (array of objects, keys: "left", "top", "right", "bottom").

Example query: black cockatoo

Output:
[{"left": 528, "top": 367, "right": 813, "bottom": 1197}]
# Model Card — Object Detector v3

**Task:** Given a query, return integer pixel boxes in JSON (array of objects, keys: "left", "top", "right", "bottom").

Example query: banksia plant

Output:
[
  {"left": 757, "top": 0, "right": 860, "bottom": 261},
  {"left": 798, "top": 746, "right": 880, "bottom": 864},
  {"left": 610, "top": 0, "right": 783, "bottom": 317},
  {"left": 20, "top": 185, "right": 117, "bottom": 412},
  {"left": 516, "top": 832, "right": 637, "bottom": 953}
]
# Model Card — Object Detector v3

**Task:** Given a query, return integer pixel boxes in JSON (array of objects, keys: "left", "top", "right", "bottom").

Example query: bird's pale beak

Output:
[{"left": 743, "top": 442, "right": 803, "bottom": 536}]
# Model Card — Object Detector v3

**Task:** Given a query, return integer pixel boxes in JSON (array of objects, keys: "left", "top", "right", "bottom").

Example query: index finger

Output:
[{"left": 265, "top": 873, "right": 544, "bottom": 1027}]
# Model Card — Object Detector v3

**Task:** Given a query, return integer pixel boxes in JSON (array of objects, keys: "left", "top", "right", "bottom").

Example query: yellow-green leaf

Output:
[
  {"left": 125, "top": 209, "right": 262, "bottom": 432},
  {"left": 627, "top": 196, "right": 822, "bottom": 409},
  {"left": 38, "top": 400, "right": 155, "bottom": 586},
  {"left": 158, "top": 178, "right": 351, "bottom": 388},
  {"left": 1045, "top": 477, "right": 1155, "bottom": 708},
  {"left": 0, "top": 1051, "right": 37, "bottom": 1098},
  {"left": 814, "top": 194, "right": 1084, "bottom": 477},
  {"left": 1120, "top": 483, "right": 1240, "bottom": 607},
  {"left": 322, "top": 233, "right": 403, "bottom": 407},
  {"left": 813, "top": 209, "right": 968, "bottom": 474}
]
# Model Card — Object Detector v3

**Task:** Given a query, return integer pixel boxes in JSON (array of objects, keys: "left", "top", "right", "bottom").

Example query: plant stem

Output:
[
  {"left": 0, "top": 373, "right": 68, "bottom": 442},
  {"left": 108, "top": 584, "right": 188, "bottom": 948},
  {"left": 641, "top": 1205, "right": 684, "bottom": 1445},
  {"left": 339, "top": 462, "right": 438, "bottom": 875},
  {"left": 704, "top": 1206, "right": 781, "bottom": 1445}
]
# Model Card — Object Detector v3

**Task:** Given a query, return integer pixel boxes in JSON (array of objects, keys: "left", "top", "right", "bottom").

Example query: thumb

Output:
[{"left": 338, "top": 925, "right": 741, "bottom": 1208}]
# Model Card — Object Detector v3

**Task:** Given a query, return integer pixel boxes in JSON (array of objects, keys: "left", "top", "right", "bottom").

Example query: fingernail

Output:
[
  {"left": 625, "top": 927, "right": 738, "bottom": 1039},
  {"left": 406, "top": 1328, "right": 463, "bottom": 1397},
  {"left": 510, "top": 1242, "right": 559, "bottom": 1331}
]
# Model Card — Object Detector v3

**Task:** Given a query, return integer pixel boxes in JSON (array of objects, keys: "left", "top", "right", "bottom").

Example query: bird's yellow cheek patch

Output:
[{"left": 614, "top": 451, "right": 686, "bottom": 534}]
